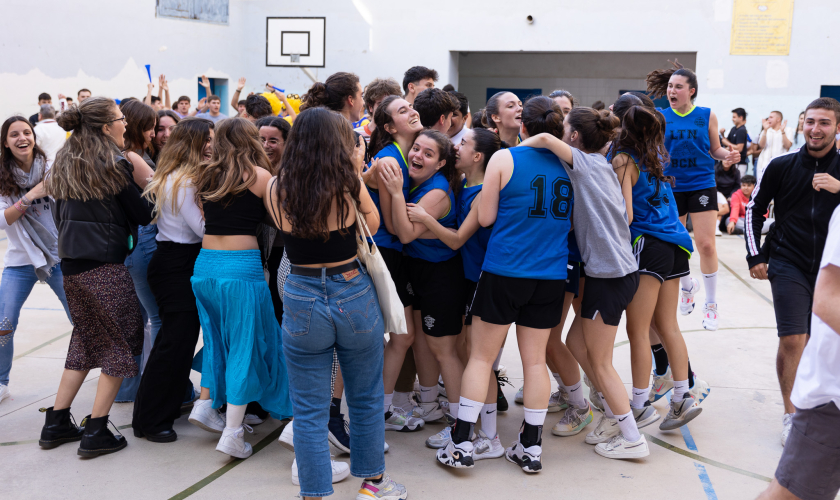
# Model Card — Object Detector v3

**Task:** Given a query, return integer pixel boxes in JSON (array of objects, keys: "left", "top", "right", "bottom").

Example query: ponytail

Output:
[
  {"left": 611, "top": 105, "right": 672, "bottom": 186},
  {"left": 521, "top": 96, "right": 564, "bottom": 138},
  {"left": 566, "top": 108, "right": 618, "bottom": 153},
  {"left": 300, "top": 72, "right": 360, "bottom": 112},
  {"left": 646, "top": 59, "right": 699, "bottom": 101}
]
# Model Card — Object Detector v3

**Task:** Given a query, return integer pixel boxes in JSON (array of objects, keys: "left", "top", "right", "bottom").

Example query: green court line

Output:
[
  {"left": 167, "top": 421, "right": 288, "bottom": 500},
  {"left": 717, "top": 258, "right": 774, "bottom": 306},
  {"left": 0, "top": 438, "right": 38, "bottom": 447},
  {"left": 13, "top": 330, "right": 72, "bottom": 361},
  {"left": 645, "top": 433, "right": 772, "bottom": 483}
]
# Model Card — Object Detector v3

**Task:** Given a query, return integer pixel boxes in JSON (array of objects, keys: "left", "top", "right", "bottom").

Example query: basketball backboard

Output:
[{"left": 266, "top": 17, "right": 326, "bottom": 68}]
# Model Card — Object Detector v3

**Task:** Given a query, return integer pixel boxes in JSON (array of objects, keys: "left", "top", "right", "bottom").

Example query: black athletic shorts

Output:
[
  {"left": 768, "top": 257, "right": 817, "bottom": 336},
  {"left": 463, "top": 278, "right": 478, "bottom": 326},
  {"left": 565, "top": 261, "right": 582, "bottom": 297},
  {"left": 775, "top": 402, "right": 840, "bottom": 500},
  {"left": 406, "top": 255, "right": 465, "bottom": 337},
  {"left": 673, "top": 187, "right": 718, "bottom": 216},
  {"left": 470, "top": 271, "right": 565, "bottom": 329},
  {"left": 633, "top": 235, "right": 690, "bottom": 283},
  {"left": 379, "top": 246, "right": 411, "bottom": 307},
  {"left": 580, "top": 271, "right": 640, "bottom": 326}
]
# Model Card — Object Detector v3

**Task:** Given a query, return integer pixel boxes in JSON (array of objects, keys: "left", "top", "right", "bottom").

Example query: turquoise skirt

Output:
[{"left": 191, "top": 249, "right": 292, "bottom": 420}]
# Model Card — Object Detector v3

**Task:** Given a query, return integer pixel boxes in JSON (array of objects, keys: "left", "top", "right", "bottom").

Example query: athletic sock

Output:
[
  {"left": 330, "top": 397, "right": 341, "bottom": 418},
  {"left": 600, "top": 393, "right": 614, "bottom": 418},
  {"left": 566, "top": 381, "right": 586, "bottom": 408},
  {"left": 615, "top": 411, "right": 641, "bottom": 442},
  {"left": 481, "top": 403, "right": 498, "bottom": 438},
  {"left": 453, "top": 396, "right": 483, "bottom": 445},
  {"left": 225, "top": 404, "right": 246, "bottom": 429},
  {"left": 384, "top": 393, "right": 394, "bottom": 413},
  {"left": 673, "top": 380, "right": 689, "bottom": 402},
  {"left": 552, "top": 372, "right": 565, "bottom": 390},
  {"left": 450, "top": 401, "right": 459, "bottom": 420},
  {"left": 393, "top": 391, "right": 411, "bottom": 411},
  {"left": 702, "top": 272, "right": 718, "bottom": 304},
  {"left": 680, "top": 275, "right": 693, "bottom": 291},
  {"left": 688, "top": 361, "right": 695, "bottom": 389},
  {"left": 523, "top": 407, "right": 548, "bottom": 426},
  {"left": 492, "top": 347, "right": 504, "bottom": 371},
  {"left": 651, "top": 343, "right": 669, "bottom": 376},
  {"left": 631, "top": 386, "right": 649, "bottom": 410},
  {"left": 419, "top": 384, "right": 437, "bottom": 403}
]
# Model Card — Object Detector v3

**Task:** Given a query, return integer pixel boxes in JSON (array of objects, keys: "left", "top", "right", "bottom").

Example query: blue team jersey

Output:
[
  {"left": 367, "top": 143, "right": 410, "bottom": 250},
  {"left": 404, "top": 172, "right": 458, "bottom": 263},
  {"left": 457, "top": 182, "right": 492, "bottom": 282},
  {"left": 568, "top": 230, "right": 582, "bottom": 263},
  {"left": 660, "top": 106, "right": 716, "bottom": 192},
  {"left": 482, "top": 147, "right": 573, "bottom": 280},
  {"left": 609, "top": 150, "right": 694, "bottom": 254}
]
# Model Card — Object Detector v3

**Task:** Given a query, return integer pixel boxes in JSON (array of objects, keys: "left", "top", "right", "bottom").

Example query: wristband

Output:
[{"left": 21, "top": 193, "right": 31, "bottom": 204}]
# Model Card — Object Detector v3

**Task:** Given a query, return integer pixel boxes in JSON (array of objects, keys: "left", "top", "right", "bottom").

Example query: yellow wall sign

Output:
[{"left": 730, "top": 0, "right": 795, "bottom": 55}]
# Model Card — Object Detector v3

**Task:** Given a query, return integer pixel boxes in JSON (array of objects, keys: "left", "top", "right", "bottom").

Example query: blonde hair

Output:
[
  {"left": 46, "top": 96, "right": 129, "bottom": 200},
  {"left": 194, "top": 117, "right": 272, "bottom": 203},
  {"left": 143, "top": 118, "right": 214, "bottom": 222}
]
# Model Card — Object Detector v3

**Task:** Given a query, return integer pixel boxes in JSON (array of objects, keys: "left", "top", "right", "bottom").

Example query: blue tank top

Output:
[
  {"left": 457, "top": 182, "right": 492, "bottom": 282},
  {"left": 404, "top": 172, "right": 458, "bottom": 263},
  {"left": 660, "top": 106, "right": 715, "bottom": 192},
  {"left": 482, "top": 147, "right": 573, "bottom": 280},
  {"left": 367, "top": 143, "right": 410, "bottom": 250},
  {"left": 568, "top": 230, "right": 582, "bottom": 264},
  {"left": 609, "top": 150, "right": 694, "bottom": 254}
]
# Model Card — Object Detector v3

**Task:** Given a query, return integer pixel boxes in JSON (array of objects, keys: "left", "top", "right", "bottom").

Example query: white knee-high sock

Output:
[
  {"left": 615, "top": 410, "right": 641, "bottom": 442},
  {"left": 458, "top": 397, "right": 483, "bottom": 424},
  {"left": 702, "top": 272, "right": 718, "bottom": 304},
  {"left": 523, "top": 407, "right": 547, "bottom": 426},
  {"left": 481, "top": 403, "right": 498, "bottom": 437},
  {"left": 226, "top": 404, "right": 246, "bottom": 429}
]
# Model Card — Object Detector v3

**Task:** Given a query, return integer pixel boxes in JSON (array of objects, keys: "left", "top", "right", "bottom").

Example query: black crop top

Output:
[
  {"left": 203, "top": 190, "right": 266, "bottom": 236},
  {"left": 283, "top": 228, "right": 358, "bottom": 265}
]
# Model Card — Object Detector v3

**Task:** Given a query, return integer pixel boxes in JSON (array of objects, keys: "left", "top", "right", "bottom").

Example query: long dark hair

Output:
[
  {"left": 300, "top": 72, "right": 360, "bottom": 112},
  {"left": 369, "top": 95, "right": 401, "bottom": 157},
  {"left": 152, "top": 109, "right": 181, "bottom": 161},
  {"left": 609, "top": 93, "right": 672, "bottom": 185},
  {"left": 278, "top": 108, "right": 361, "bottom": 240},
  {"left": 471, "top": 128, "right": 503, "bottom": 171},
  {"left": 415, "top": 129, "right": 459, "bottom": 194},
  {"left": 0, "top": 116, "right": 47, "bottom": 196},
  {"left": 121, "top": 99, "right": 157, "bottom": 155},
  {"left": 566, "top": 108, "right": 619, "bottom": 153},
  {"left": 521, "top": 96, "right": 564, "bottom": 138},
  {"left": 646, "top": 59, "right": 698, "bottom": 102}
]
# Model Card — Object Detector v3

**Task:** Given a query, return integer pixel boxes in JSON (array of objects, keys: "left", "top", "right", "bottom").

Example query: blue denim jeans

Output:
[
  {"left": 116, "top": 225, "right": 161, "bottom": 401},
  {"left": 0, "top": 264, "right": 71, "bottom": 386},
  {"left": 282, "top": 261, "right": 385, "bottom": 497}
]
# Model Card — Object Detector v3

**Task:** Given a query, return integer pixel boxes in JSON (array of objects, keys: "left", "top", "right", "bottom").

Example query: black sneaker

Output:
[
  {"left": 328, "top": 413, "right": 351, "bottom": 453},
  {"left": 495, "top": 370, "right": 510, "bottom": 412}
]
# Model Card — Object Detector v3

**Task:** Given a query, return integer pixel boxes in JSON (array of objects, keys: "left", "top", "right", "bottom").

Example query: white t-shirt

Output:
[
  {"left": 155, "top": 177, "right": 205, "bottom": 244},
  {"left": 450, "top": 124, "right": 468, "bottom": 146},
  {"left": 34, "top": 120, "right": 67, "bottom": 162},
  {"left": 791, "top": 204, "right": 840, "bottom": 410},
  {"left": 755, "top": 126, "right": 793, "bottom": 184}
]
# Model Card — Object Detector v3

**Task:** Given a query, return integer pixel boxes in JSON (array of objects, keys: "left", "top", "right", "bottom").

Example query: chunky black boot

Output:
[
  {"left": 39, "top": 406, "right": 84, "bottom": 449},
  {"left": 77, "top": 415, "right": 127, "bottom": 458}
]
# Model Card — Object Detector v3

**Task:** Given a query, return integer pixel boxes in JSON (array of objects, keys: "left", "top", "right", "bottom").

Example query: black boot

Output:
[
  {"left": 39, "top": 406, "right": 84, "bottom": 449},
  {"left": 77, "top": 415, "right": 127, "bottom": 458},
  {"left": 495, "top": 370, "right": 510, "bottom": 412}
]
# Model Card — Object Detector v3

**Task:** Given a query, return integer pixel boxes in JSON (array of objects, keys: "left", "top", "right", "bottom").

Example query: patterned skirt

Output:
[{"left": 64, "top": 263, "right": 143, "bottom": 377}]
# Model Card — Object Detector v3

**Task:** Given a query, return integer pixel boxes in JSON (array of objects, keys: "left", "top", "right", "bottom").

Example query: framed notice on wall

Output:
[{"left": 730, "top": 0, "right": 795, "bottom": 55}]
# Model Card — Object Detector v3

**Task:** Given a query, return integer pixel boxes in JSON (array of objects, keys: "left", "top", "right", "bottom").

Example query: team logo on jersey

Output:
[
  {"left": 694, "top": 117, "right": 706, "bottom": 128},
  {"left": 699, "top": 195, "right": 710, "bottom": 206},
  {"left": 406, "top": 283, "right": 414, "bottom": 296},
  {"left": 424, "top": 315, "right": 435, "bottom": 329}
]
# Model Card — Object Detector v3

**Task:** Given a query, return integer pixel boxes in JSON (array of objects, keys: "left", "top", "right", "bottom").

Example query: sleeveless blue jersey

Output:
[
  {"left": 609, "top": 150, "right": 694, "bottom": 254},
  {"left": 568, "top": 230, "right": 582, "bottom": 264},
  {"left": 482, "top": 147, "right": 573, "bottom": 280},
  {"left": 457, "top": 182, "right": 492, "bottom": 282},
  {"left": 367, "top": 143, "right": 410, "bottom": 250},
  {"left": 660, "top": 106, "right": 715, "bottom": 192},
  {"left": 404, "top": 172, "right": 458, "bottom": 263}
]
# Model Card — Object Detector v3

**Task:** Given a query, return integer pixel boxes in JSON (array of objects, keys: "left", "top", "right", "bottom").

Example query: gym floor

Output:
[{"left": 1, "top": 233, "right": 783, "bottom": 499}]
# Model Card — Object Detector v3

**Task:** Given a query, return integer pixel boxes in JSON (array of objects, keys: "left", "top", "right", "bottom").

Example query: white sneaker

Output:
[
  {"left": 649, "top": 367, "right": 674, "bottom": 403},
  {"left": 244, "top": 413, "right": 265, "bottom": 426},
  {"left": 472, "top": 430, "right": 504, "bottom": 460},
  {"left": 391, "top": 391, "right": 414, "bottom": 414},
  {"left": 689, "top": 376, "right": 711, "bottom": 405},
  {"left": 632, "top": 401, "right": 661, "bottom": 429},
  {"left": 278, "top": 420, "right": 294, "bottom": 451},
  {"left": 781, "top": 413, "right": 793, "bottom": 447},
  {"left": 514, "top": 385, "right": 524, "bottom": 405},
  {"left": 547, "top": 389, "right": 570, "bottom": 413},
  {"left": 189, "top": 399, "right": 226, "bottom": 433},
  {"left": 552, "top": 403, "right": 594, "bottom": 436},
  {"left": 216, "top": 424, "right": 253, "bottom": 458},
  {"left": 291, "top": 457, "right": 350, "bottom": 485},
  {"left": 497, "top": 365, "right": 507, "bottom": 378},
  {"left": 715, "top": 226, "right": 722, "bottom": 236},
  {"left": 505, "top": 437, "right": 543, "bottom": 473},
  {"left": 702, "top": 303, "right": 719, "bottom": 331},
  {"left": 385, "top": 405, "right": 424, "bottom": 432},
  {"left": 679, "top": 277, "right": 700, "bottom": 316},
  {"left": 659, "top": 393, "right": 703, "bottom": 431},
  {"left": 425, "top": 425, "right": 452, "bottom": 449},
  {"left": 595, "top": 433, "right": 650, "bottom": 459},
  {"left": 0, "top": 384, "right": 9, "bottom": 405},
  {"left": 411, "top": 401, "right": 445, "bottom": 423},
  {"left": 585, "top": 413, "right": 620, "bottom": 444}
]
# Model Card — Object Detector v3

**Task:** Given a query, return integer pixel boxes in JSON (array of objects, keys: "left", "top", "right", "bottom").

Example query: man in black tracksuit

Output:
[{"left": 746, "top": 97, "right": 840, "bottom": 447}]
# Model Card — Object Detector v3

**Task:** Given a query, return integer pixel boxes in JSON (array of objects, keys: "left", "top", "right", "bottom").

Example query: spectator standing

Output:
[
  {"left": 402, "top": 66, "right": 438, "bottom": 105},
  {"left": 746, "top": 98, "right": 840, "bottom": 447},
  {"left": 29, "top": 93, "right": 52, "bottom": 125},
  {"left": 77, "top": 89, "right": 91, "bottom": 103},
  {"left": 174, "top": 96, "right": 192, "bottom": 119},
  {"left": 791, "top": 111, "right": 806, "bottom": 151},
  {"left": 755, "top": 111, "right": 793, "bottom": 183},
  {"left": 33, "top": 105, "right": 67, "bottom": 162},
  {"left": 721, "top": 107, "right": 749, "bottom": 177},
  {"left": 244, "top": 94, "right": 273, "bottom": 123},
  {"left": 196, "top": 95, "right": 228, "bottom": 124}
]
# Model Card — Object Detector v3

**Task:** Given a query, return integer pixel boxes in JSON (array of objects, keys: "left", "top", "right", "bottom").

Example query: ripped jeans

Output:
[{"left": 0, "top": 264, "right": 72, "bottom": 386}]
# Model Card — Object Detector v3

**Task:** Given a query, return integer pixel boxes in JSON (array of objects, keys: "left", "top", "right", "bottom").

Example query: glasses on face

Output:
[{"left": 109, "top": 115, "right": 127, "bottom": 124}]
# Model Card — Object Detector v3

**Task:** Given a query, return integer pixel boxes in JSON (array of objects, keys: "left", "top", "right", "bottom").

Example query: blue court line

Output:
[{"left": 667, "top": 392, "right": 719, "bottom": 500}]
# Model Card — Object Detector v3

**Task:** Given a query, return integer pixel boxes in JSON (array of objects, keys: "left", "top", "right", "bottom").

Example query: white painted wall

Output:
[{"left": 2, "top": 0, "right": 838, "bottom": 140}]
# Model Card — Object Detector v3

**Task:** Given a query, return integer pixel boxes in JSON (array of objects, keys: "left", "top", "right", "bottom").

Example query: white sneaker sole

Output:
[
  {"left": 278, "top": 424, "right": 294, "bottom": 452},
  {"left": 474, "top": 448, "right": 505, "bottom": 460},
  {"left": 585, "top": 431, "right": 619, "bottom": 445},
  {"left": 504, "top": 452, "right": 542, "bottom": 474},
  {"left": 189, "top": 414, "right": 224, "bottom": 434},
  {"left": 328, "top": 432, "right": 350, "bottom": 454},
  {"left": 702, "top": 319, "right": 719, "bottom": 331},
  {"left": 216, "top": 441, "right": 252, "bottom": 459},
  {"left": 660, "top": 406, "right": 703, "bottom": 431},
  {"left": 636, "top": 411, "right": 661, "bottom": 429},
  {"left": 595, "top": 442, "right": 650, "bottom": 459}
]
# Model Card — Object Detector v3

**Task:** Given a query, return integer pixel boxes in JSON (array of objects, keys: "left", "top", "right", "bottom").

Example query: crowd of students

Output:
[{"left": 1, "top": 61, "right": 839, "bottom": 500}]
